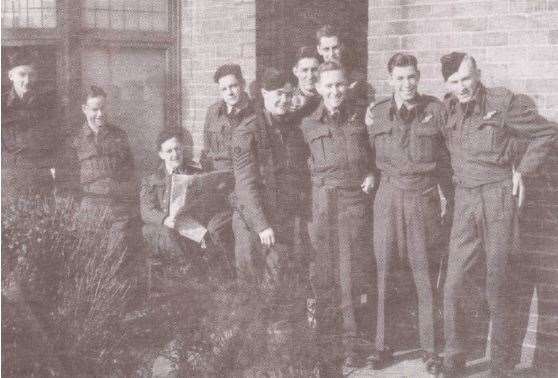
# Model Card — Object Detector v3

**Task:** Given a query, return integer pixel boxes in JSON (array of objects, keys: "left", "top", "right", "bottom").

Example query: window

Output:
[{"left": 2, "top": 0, "right": 180, "bottom": 175}]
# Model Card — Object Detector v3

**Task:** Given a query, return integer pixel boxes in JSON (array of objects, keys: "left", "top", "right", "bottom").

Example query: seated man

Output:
[{"left": 140, "top": 129, "right": 205, "bottom": 292}]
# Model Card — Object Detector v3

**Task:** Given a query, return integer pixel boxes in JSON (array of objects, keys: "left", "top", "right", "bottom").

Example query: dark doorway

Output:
[{"left": 256, "top": 0, "right": 369, "bottom": 79}]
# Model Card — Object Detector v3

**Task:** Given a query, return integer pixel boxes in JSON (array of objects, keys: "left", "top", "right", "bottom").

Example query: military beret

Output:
[
  {"left": 294, "top": 46, "right": 320, "bottom": 65},
  {"left": 7, "top": 49, "right": 37, "bottom": 70},
  {"left": 261, "top": 67, "right": 290, "bottom": 91},
  {"left": 440, "top": 52, "right": 467, "bottom": 81},
  {"left": 214, "top": 63, "right": 244, "bottom": 83}
]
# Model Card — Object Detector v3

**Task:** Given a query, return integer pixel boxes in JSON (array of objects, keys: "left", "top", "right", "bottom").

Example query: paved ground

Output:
[{"left": 345, "top": 350, "right": 537, "bottom": 377}]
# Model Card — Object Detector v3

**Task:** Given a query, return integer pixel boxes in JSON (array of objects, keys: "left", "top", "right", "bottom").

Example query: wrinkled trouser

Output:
[
  {"left": 308, "top": 186, "right": 372, "bottom": 359},
  {"left": 232, "top": 211, "right": 296, "bottom": 282},
  {"left": 374, "top": 179, "right": 441, "bottom": 354},
  {"left": 444, "top": 179, "right": 517, "bottom": 369}
]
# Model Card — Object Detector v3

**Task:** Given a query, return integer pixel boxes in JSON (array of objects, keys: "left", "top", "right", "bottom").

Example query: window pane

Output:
[
  {"left": 81, "top": 0, "right": 168, "bottom": 31},
  {"left": 81, "top": 48, "right": 167, "bottom": 175},
  {"left": 1, "top": 0, "right": 57, "bottom": 29}
]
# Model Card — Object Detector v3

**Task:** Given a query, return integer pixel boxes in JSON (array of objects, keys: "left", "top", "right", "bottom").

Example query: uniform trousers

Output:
[
  {"left": 374, "top": 179, "right": 441, "bottom": 354},
  {"left": 444, "top": 179, "right": 517, "bottom": 369}
]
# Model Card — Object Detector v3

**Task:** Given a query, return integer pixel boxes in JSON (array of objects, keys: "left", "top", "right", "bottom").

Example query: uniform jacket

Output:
[
  {"left": 301, "top": 100, "right": 373, "bottom": 189},
  {"left": 443, "top": 84, "right": 558, "bottom": 187},
  {"left": 200, "top": 95, "right": 254, "bottom": 172},
  {"left": 367, "top": 95, "right": 452, "bottom": 193},
  {"left": 1, "top": 87, "right": 57, "bottom": 195},
  {"left": 140, "top": 162, "right": 203, "bottom": 226},
  {"left": 73, "top": 123, "right": 137, "bottom": 203},
  {"left": 232, "top": 106, "right": 310, "bottom": 233}
]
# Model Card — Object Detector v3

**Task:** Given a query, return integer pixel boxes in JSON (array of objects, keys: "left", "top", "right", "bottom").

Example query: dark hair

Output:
[
  {"left": 261, "top": 67, "right": 291, "bottom": 91},
  {"left": 8, "top": 49, "right": 37, "bottom": 70},
  {"left": 214, "top": 63, "right": 244, "bottom": 84},
  {"left": 294, "top": 46, "right": 320, "bottom": 66},
  {"left": 316, "top": 24, "right": 342, "bottom": 45},
  {"left": 156, "top": 128, "right": 184, "bottom": 151},
  {"left": 317, "top": 61, "right": 346, "bottom": 80},
  {"left": 387, "top": 53, "right": 418, "bottom": 74},
  {"left": 83, "top": 85, "right": 107, "bottom": 103}
]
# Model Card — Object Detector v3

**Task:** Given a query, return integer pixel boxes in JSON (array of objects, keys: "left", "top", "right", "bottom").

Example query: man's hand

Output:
[
  {"left": 512, "top": 168, "right": 525, "bottom": 209},
  {"left": 361, "top": 174, "right": 376, "bottom": 194},
  {"left": 259, "top": 227, "right": 275, "bottom": 248},
  {"left": 163, "top": 216, "right": 175, "bottom": 229},
  {"left": 365, "top": 103, "right": 374, "bottom": 127}
]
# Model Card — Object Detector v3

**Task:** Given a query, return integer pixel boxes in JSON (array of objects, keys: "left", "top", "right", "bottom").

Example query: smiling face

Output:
[
  {"left": 293, "top": 57, "right": 320, "bottom": 96},
  {"left": 82, "top": 95, "right": 107, "bottom": 132},
  {"left": 317, "top": 36, "right": 342, "bottom": 64},
  {"left": 261, "top": 82, "right": 294, "bottom": 116},
  {"left": 158, "top": 136, "right": 184, "bottom": 172},
  {"left": 316, "top": 69, "right": 348, "bottom": 111},
  {"left": 218, "top": 73, "right": 245, "bottom": 107},
  {"left": 8, "top": 64, "right": 37, "bottom": 97},
  {"left": 446, "top": 58, "right": 481, "bottom": 103},
  {"left": 389, "top": 65, "right": 420, "bottom": 103}
]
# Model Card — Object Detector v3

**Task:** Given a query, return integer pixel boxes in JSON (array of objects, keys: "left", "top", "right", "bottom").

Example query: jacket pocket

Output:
[
  {"left": 369, "top": 123, "right": 393, "bottom": 164},
  {"left": 411, "top": 124, "right": 440, "bottom": 163}
]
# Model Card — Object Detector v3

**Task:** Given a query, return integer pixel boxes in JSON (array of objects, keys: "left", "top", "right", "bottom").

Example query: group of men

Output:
[{"left": 2, "top": 24, "right": 557, "bottom": 377}]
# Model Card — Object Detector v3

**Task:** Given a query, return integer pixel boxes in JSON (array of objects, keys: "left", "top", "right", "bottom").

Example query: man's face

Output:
[
  {"left": 82, "top": 96, "right": 107, "bottom": 130},
  {"left": 293, "top": 57, "right": 320, "bottom": 96},
  {"left": 317, "top": 36, "right": 342, "bottom": 64},
  {"left": 158, "top": 137, "right": 183, "bottom": 171},
  {"left": 8, "top": 65, "right": 37, "bottom": 96},
  {"left": 389, "top": 65, "right": 420, "bottom": 103},
  {"left": 218, "top": 74, "right": 245, "bottom": 107},
  {"left": 261, "top": 82, "right": 294, "bottom": 116},
  {"left": 446, "top": 58, "right": 481, "bottom": 103},
  {"left": 316, "top": 69, "right": 348, "bottom": 110}
]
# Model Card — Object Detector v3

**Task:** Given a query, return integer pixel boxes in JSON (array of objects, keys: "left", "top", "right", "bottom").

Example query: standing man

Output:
[
  {"left": 365, "top": 53, "right": 451, "bottom": 374},
  {"left": 440, "top": 52, "right": 558, "bottom": 377},
  {"left": 301, "top": 61, "right": 374, "bottom": 369},
  {"left": 231, "top": 68, "right": 308, "bottom": 281},
  {"left": 315, "top": 24, "right": 371, "bottom": 107},
  {"left": 200, "top": 64, "right": 254, "bottom": 270},
  {"left": 73, "top": 85, "right": 144, "bottom": 307},
  {"left": 1, "top": 49, "right": 57, "bottom": 199},
  {"left": 291, "top": 46, "right": 321, "bottom": 118}
]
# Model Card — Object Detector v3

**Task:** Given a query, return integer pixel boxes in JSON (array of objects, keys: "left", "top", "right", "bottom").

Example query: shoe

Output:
[
  {"left": 370, "top": 348, "right": 393, "bottom": 370},
  {"left": 344, "top": 352, "right": 366, "bottom": 369},
  {"left": 442, "top": 354, "right": 466, "bottom": 377},
  {"left": 422, "top": 352, "right": 442, "bottom": 375}
]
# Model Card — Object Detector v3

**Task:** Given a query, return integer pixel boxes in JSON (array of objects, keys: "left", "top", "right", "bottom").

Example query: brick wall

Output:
[
  {"left": 181, "top": 0, "right": 256, "bottom": 161},
  {"left": 367, "top": 0, "right": 558, "bottom": 366}
]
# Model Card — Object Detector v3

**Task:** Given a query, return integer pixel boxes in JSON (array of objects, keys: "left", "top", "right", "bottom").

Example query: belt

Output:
[
  {"left": 311, "top": 176, "right": 362, "bottom": 190},
  {"left": 381, "top": 173, "right": 436, "bottom": 192}
]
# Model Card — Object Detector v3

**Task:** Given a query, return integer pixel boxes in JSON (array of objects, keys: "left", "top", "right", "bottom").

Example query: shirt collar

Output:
[
  {"left": 447, "top": 83, "right": 486, "bottom": 115},
  {"left": 309, "top": 100, "right": 347, "bottom": 123},
  {"left": 218, "top": 93, "right": 251, "bottom": 116}
]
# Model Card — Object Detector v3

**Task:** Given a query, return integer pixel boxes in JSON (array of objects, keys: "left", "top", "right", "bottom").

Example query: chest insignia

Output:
[
  {"left": 421, "top": 113, "right": 433, "bottom": 123},
  {"left": 483, "top": 111, "right": 498, "bottom": 120}
]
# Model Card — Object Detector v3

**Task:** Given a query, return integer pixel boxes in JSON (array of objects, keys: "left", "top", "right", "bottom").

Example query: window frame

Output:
[{"left": 1, "top": 0, "right": 181, "bottom": 131}]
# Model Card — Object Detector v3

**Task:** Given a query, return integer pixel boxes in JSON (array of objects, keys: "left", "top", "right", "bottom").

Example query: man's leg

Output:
[
  {"left": 232, "top": 211, "right": 257, "bottom": 280},
  {"left": 443, "top": 187, "right": 483, "bottom": 370},
  {"left": 481, "top": 181, "right": 516, "bottom": 372},
  {"left": 405, "top": 188, "right": 441, "bottom": 372},
  {"left": 373, "top": 182, "right": 399, "bottom": 365}
]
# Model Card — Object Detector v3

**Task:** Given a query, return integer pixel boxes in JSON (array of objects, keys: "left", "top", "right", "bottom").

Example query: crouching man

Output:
[{"left": 140, "top": 129, "right": 206, "bottom": 293}]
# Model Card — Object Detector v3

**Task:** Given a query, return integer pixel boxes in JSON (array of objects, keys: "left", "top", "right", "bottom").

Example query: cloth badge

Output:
[
  {"left": 483, "top": 111, "right": 498, "bottom": 120},
  {"left": 421, "top": 113, "right": 433, "bottom": 123}
]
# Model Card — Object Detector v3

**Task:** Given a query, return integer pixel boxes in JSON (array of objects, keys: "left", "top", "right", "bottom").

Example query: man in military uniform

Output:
[
  {"left": 1, "top": 49, "right": 57, "bottom": 199},
  {"left": 291, "top": 46, "right": 321, "bottom": 118},
  {"left": 315, "top": 24, "right": 371, "bottom": 107},
  {"left": 73, "top": 85, "right": 144, "bottom": 307},
  {"left": 140, "top": 129, "right": 206, "bottom": 293},
  {"left": 231, "top": 67, "right": 308, "bottom": 281},
  {"left": 200, "top": 64, "right": 254, "bottom": 272},
  {"left": 301, "top": 61, "right": 374, "bottom": 369},
  {"left": 365, "top": 53, "right": 451, "bottom": 374},
  {"left": 439, "top": 52, "right": 558, "bottom": 377}
]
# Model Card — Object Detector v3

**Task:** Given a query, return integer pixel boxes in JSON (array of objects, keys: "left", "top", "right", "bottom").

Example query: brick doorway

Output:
[{"left": 255, "top": 0, "right": 369, "bottom": 79}]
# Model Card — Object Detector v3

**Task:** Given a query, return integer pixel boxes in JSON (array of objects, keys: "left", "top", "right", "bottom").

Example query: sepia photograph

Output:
[{"left": 1, "top": 0, "right": 557, "bottom": 377}]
